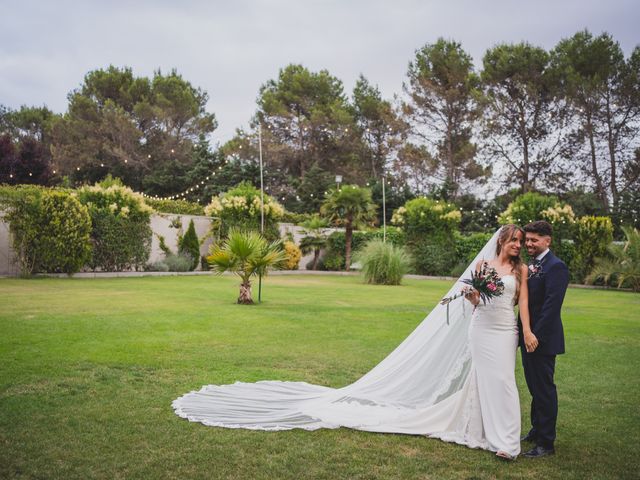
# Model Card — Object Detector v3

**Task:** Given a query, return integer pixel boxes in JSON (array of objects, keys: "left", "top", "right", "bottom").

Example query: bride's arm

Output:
[{"left": 519, "top": 264, "right": 539, "bottom": 353}]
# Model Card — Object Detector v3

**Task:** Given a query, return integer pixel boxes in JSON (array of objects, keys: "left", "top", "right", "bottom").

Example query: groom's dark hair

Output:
[{"left": 524, "top": 220, "right": 553, "bottom": 237}]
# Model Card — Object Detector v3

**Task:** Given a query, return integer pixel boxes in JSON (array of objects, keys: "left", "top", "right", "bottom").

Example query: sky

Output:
[{"left": 1, "top": 0, "right": 638, "bottom": 145}]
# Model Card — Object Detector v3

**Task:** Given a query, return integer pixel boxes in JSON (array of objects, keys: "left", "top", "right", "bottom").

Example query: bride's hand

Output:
[
  {"left": 524, "top": 331, "right": 539, "bottom": 353},
  {"left": 463, "top": 287, "right": 480, "bottom": 306}
]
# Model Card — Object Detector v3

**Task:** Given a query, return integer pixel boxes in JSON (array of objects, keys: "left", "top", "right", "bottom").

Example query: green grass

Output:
[{"left": 0, "top": 274, "right": 638, "bottom": 479}]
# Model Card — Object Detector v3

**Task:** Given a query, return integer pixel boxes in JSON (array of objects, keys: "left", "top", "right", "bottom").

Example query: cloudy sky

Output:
[{"left": 1, "top": 0, "right": 638, "bottom": 144}]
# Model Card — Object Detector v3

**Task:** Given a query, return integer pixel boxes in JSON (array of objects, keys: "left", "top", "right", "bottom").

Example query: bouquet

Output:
[{"left": 440, "top": 262, "right": 505, "bottom": 324}]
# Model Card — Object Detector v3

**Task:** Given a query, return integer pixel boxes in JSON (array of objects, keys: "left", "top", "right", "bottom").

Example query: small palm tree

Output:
[
  {"left": 299, "top": 215, "right": 329, "bottom": 270},
  {"left": 321, "top": 185, "right": 377, "bottom": 270},
  {"left": 207, "top": 229, "right": 288, "bottom": 304},
  {"left": 587, "top": 227, "right": 640, "bottom": 292}
]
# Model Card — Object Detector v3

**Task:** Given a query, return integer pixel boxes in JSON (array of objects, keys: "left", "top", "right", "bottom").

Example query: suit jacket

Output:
[{"left": 519, "top": 251, "right": 569, "bottom": 355}]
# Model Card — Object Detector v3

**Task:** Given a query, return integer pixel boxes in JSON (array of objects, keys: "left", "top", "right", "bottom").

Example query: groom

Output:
[{"left": 519, "top": 220, "right": 569, "bottom": 458}]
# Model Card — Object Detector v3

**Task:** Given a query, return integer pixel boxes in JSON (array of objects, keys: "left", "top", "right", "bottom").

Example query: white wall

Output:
[
  {"left": 149, "top": 214, "right": 216, "bottom": 268},
  {"left": 0, "top": 215, "right": 341, "bottom": 275},
  {"left": 0, "top": 212, "right": 19, "bottom": 276},
  {"left": 0, "top": 213, "right": 216, "bottom": 276}
]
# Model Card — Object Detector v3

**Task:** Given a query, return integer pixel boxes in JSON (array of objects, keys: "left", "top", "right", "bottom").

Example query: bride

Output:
[{"left": 173, "top": 225, "right": 538, "bottom": 460}]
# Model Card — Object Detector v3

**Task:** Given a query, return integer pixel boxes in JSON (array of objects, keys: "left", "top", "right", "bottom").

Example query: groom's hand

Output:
[{"left": 524, "top": 331, "right": 539, "bottom": 353}]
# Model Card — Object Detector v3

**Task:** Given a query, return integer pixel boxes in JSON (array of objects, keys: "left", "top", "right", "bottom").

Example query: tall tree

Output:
[
  {"left": 551, "top": 31, "right": 640, "bottom": 212},
  {"left": 351, "top": 75, "right": 407, "bottom": 178},
  {"left": 403, "top": 39, "right": 486, "bottom": 197},
  {"left": 256, "top": 64, "right": 363, "bottom": 180},
  {"left": 0, "top": 105, "right": 58, "bottom": 184},
  {"left": 481, "top": 42, "right": 569, "bottom": 192},
  {"left": 51, "top": 66, "right": 217, "bottom": 193}
]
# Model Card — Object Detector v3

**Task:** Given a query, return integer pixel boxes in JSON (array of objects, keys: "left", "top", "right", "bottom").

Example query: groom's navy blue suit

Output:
[{"left": 519, "top": 250, "right": 569, "bottom": 450}]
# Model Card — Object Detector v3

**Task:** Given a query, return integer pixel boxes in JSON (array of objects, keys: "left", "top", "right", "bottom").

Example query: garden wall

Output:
[
  {"left": 0, "top": 216, "right": 340, "bottom": 276},
  {"left": 0, "top": 213, "right": 215, "bottom": 276}
]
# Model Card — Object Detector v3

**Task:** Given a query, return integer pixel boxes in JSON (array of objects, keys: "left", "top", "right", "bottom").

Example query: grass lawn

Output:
[{"left": 0, "top": 274, "right": 638, "bottom": 479}]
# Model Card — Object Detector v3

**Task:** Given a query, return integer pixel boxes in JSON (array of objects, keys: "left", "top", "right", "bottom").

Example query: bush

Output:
[
  {"left": 411, "top": 242, "right": 457, "bottom": 277},
  {"left": 178, "top": 220, "right": 200, "bottom": 271},
  {"left": 204, "top": 181, "right": 284, "bottom": 241},
  {"left": 392, "top": 198, "right": 460, "bottom": 276},
  {"left": 392, "top": 198, "right": 461, "bottom": 241},
  {"left": 77, "top": 181, "right": 153, "bottom": 271},
  {"left": 145, "top": 260, "right": 170, "bottom": 272},
  {"left": 587, "top": 227, "right": 640, "bottom": 291},
  {"left": 1, "top": 186, "right": 92, "bottom": 275},
  {"left": 281, "top": 211, "right": 314, "bottom": 225},
  {"left": 454, "top": 231, "right": 494, "bottom": 264},
  {"left": 320, "top": 251, "right": 345, "bottom": 271},
  {"left": 163, "top": 252, "right": 194, "bottom": 272},
  {"left": 573, "top": 216, "right": 614, "bottom": 283},
  {"left": 354, "top": 240, "right": 412, "bottom": 285},
  {"left": 144, "top": 198, "right": 205, "bottom": 216},
  {"left": 554, "top": 239, "right": 577, "bottom": 281},
  {"left": 498, "top": 192, "right": 559, "bottom": 225},
  {"left": 322, "top": 228, "right": 406, "bottom": 270},
  {"left": 282, "top": 241, "right": 301, "bottom": 270}
]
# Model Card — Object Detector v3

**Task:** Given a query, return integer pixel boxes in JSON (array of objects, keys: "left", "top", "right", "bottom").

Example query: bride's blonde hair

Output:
[{"left": 496, "top": 224, "right": 524, "bottom": 304}]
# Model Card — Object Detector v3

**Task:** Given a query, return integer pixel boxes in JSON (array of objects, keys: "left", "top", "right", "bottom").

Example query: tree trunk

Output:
[
  {"left": 586, "top": 114, "right": 609, "bottom": 212},
  {"left": 237, "top": 280, "right": 253, "bottom": 304},
  {"left": 312, "top": 249, "right": 320, "bottom": 270},
  {"left": 605, "top": 110, "right": 619, "bottom": 212},
  {"left": 520, "top": 108, "right": 531, "bottom": 192},
  {"left": 345, "top": 219, "right": 353, "bottom": 271}
]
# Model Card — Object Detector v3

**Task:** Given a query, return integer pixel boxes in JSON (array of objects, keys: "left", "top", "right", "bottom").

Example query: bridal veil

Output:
[{"left": 172, "top": 229, "right": 501, "bottom": 433}]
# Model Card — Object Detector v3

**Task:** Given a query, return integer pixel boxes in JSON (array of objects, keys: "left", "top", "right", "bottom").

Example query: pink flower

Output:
[{"left": 487, "top": 283, "right": 497, "bottom": 292}]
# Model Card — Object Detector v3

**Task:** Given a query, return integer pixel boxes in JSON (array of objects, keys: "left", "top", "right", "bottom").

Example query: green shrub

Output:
[
  {"left": 554, "top": 239, "right": 577, "bottom": 281},
  {"left": 204, "top": 181, "right": 284, "bottom": 241},
  {"left": 77, "top": 181, "right": 153, "bottom": 271},
  {"left": 498, "top": 192, "right": 558, "bottom": 225},
  {"left": 37, "top": 191, "right": 92, "bottom": 274},
  {"left": 320, "top": 251, "right": 345, "bottom": 271},
  {"left": 145, "top": 260, "right": 170, "bottom": 272},
  {"left": 164, "top": 253, "right": 194, "bottom": 272},
  {"left": 178, "top": 220, "right": 200, "bottom": 271},
  {"left": 392, "top": 198, "right": 460, "bottom": 276},
  {"left": 573, "top": 216, "right": 614, "bottom": 283},
  {"left": 454, "top": 231, "right": 494, "bottom": 264},
  {"left": 354, "top": 240, "right": 412, "bottom": 285},
  {"left": 322, "top": 228, "right": 406, "bottom": 271},
  {"left": 411, "top": 242, "right": 457, "bottom": 277},
  {"left": 587, "top": 227, "right": 640, "bottom": 291},
  {"left": 281, "top": 211, "right": 313, "bottom": 225},
  {"left": 392, "top": 198, "right": 461, "bottom": 241},
  {"left": 1, "top": 186, "right": 91, "bottom": 275},
  {"left": 144, "top": 198, "right": 205, "bottom": 216}
]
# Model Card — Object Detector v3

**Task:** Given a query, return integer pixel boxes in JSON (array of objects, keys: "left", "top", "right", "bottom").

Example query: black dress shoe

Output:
[
  {"left": 524, "top": 445, "right": 555, "bottom": 458},
  {"left": 521, "top": 432, "right": 536, "bottom": 443}
]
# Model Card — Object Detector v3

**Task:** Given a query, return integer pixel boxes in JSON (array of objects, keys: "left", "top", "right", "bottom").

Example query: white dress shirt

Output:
[{"left": 536, "top": 248, "right": 550, "bottom": 262}]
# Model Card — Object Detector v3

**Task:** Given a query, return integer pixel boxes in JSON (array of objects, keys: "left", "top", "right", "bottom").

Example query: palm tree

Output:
[
  {"left": 587, "top": 227, "right": 640, "bottom": 292},
  {"left": 299, "top": 215, "right": 329, "bottom": 270},
  {"left": 207, "top": 229, "right": 287, "bottom": 304},
  {"left": 321, "top": 185, "right": 377, "bottom": 270}
]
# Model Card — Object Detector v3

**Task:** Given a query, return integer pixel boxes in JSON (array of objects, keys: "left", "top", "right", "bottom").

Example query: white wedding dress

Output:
[{"left": 172, "top": 229, "right": 521, "bottom": 457}]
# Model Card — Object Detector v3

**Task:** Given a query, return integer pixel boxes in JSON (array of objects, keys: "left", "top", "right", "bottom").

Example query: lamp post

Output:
[
  {"left": 382, "top": 175, "right": 387, "bottom": 243},
  {"left": 258, "top": 124, "right": 264, "bottom": 303},
  {"left": 335, "top": 174, "right": 342, "bottom": 190}
]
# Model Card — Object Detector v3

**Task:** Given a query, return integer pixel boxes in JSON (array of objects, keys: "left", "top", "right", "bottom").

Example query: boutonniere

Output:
[{"left": 528, "top": 260, "right": 544, "bottom": 279}]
